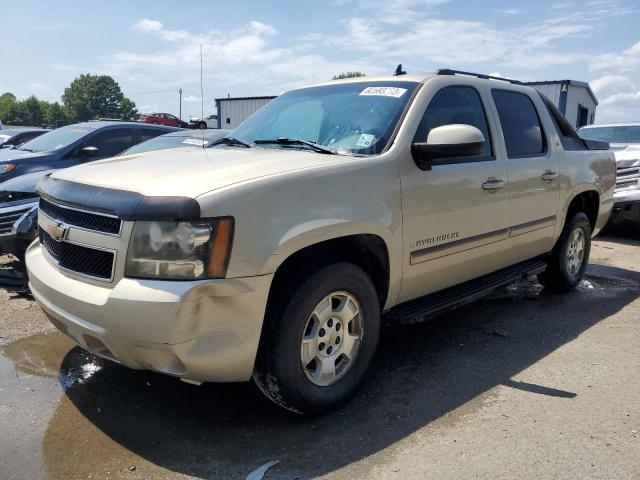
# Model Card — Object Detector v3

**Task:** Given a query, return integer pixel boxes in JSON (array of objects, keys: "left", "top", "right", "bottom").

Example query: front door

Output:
[{"left": 398, "top": 84, "right": 511, "bottom": 304}]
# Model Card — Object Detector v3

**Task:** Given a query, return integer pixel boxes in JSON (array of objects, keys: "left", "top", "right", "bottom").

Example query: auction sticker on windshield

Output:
[
  {"left": 182, "top": 138, "right": 207, "bottom": 146},
  {"left": 359, "top": 87, "right": 407, "bottom": 98}
]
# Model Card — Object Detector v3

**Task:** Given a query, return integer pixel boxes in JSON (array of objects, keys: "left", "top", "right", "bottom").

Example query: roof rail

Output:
[{"left": 435, "top": 69, "right": 522, "bottom": 85}]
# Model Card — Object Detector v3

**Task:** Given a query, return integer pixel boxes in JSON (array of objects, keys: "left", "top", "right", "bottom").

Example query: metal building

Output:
[
  {"left": 215, "top": 96, "right": 276, "bottom": 129},
  {"left": 524, "top": 80, "right": 598, "bottom": 128}
]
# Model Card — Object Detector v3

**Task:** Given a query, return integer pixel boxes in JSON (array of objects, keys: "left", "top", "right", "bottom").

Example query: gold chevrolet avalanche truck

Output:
[{"left": 26, "top": 70, "right": 615, "bottom": 414}]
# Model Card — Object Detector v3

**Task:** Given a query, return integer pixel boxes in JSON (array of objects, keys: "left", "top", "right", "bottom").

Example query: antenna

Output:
[{"left": 394, "top": 64, "right": 406, "bottom": 76}]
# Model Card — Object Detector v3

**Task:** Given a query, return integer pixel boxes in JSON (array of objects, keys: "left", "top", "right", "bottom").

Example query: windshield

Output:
[
  {"left": 123, "top": 135, "right": 204, "bottom": 155},
  {"left": 578, "top": 125, "right": 640, "bottom": 144},
  {"left": 18, "top": 124, "right": 91, "bottom": 152},
  {"left": 230, "top": 81, "right": 419, "bottom": 155}
]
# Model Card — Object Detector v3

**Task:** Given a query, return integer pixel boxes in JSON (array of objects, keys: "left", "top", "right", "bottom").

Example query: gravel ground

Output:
[{"left": 0, "top": 228, "right": 638, "bottom": 480}]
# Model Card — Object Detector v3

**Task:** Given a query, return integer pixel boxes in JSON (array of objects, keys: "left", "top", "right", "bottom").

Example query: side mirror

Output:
[
  {"left": 79, "top": 146, "right": 99, "bottom": 158},
  {"left": 411, "top": 124, "right": 485, "bottom": 170}
]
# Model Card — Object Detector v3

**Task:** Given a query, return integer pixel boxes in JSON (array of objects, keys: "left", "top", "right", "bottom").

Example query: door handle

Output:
[
  {"left": 542, "top": 170, "right": 559, "bottom": 181},
  {"left": 482, "top": 179, "right": 506, "bottom": 191}
]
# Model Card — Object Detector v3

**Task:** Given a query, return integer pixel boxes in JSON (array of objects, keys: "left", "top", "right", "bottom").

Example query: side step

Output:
[{"left": 388, "top": 258, "right": 547, "bottom": 324}]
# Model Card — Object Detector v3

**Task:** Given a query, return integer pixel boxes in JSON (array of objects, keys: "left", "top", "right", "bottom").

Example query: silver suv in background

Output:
[{"left": 578, "top": 123, "right": 640, "bottom": 224}]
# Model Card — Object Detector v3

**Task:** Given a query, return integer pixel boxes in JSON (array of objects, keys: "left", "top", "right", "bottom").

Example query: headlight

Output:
[
  {"left": 125, "top": 217, "right": 234, "bottom": 280},
  {"left": 0, "top": 164, "right": 16, "bottom": 174}
]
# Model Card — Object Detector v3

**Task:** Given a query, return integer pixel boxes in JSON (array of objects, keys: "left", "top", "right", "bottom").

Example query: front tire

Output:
[
  {"left": 253, "top": 263, "right": 380, "bottom": 415},
  {"left": 199, "top": 121, "right": 207, "bottom": 129},
  {"left": 538, "top": 212, "right": 591, "bottom": 293}
]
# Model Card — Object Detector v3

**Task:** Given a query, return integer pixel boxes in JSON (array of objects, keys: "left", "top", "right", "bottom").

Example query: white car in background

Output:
[
  {"left": 189, "top": 114, "right": 217, "bottom": 129},
  {"left": 578, "top": 123, "right": 640, "bottom": 224}
]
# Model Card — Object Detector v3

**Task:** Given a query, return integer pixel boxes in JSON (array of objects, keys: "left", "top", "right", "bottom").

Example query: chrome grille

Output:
[
  {"left": 39, "top": 230, "right": 115, "bottom": 280},
  {"left": 615, "top": 166, "right": 640, "bottom": 193},
  {"left": 0, "top": 204, "right": 35, "bottom": 235},
  {"left": 40, "top": 198, "right": 121, "bottom": 235}
]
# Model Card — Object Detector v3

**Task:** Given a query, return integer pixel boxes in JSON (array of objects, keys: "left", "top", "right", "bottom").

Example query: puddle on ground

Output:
[
  {"left": 580, "top": 274, "right": 638, "bottom": 291},
  {"left": 1, "top": 332, "right": 74, "bottom": 378},
  {"left": 1, "top": 331, "right": 104, "bottom": 390}
]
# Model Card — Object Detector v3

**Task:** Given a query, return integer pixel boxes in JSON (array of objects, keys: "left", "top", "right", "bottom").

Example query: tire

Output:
[
  {"left": 253, "top": 263, "right": 380, "bottom": 415},
  {"left": 538, "top": 212, "right": 591, "bottom": 293},
  {"left": 199, "top": 121, "right": 206, "bottom": 129}
]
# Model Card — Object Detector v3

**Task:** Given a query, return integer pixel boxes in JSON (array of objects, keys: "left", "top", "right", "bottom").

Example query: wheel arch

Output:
[
  {"left": 560, "top": 188, "right": 600, "bottom": 235},
  {"left": 265, "top": 227, "right": 395, "bottom": 312}
]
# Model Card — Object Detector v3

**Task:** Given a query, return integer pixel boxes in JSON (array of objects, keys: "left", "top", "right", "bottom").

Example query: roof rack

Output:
[
  {"left": 89, "top": 118, "right": 124, "bottom": 122},
  {"left": 435, "top": 69, "right": 522, "bottom": 85}
]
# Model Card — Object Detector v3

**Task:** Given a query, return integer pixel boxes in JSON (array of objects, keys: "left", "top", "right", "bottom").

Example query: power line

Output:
[{"left": 128, "top": 88, "right": 177, "bottom": 96}]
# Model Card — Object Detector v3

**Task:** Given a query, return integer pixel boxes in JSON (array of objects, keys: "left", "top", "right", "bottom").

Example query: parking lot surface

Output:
[{"left": 1, "top": 229, "right": 639, "bottom": 480}]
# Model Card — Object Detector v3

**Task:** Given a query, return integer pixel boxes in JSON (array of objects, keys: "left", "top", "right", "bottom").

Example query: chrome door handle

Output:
[
  {"left": 482, "top": 179, "right": 505, "bottom": 191},
  {"left": 542, "top": 170, "right": 559, "bottom": 181}
]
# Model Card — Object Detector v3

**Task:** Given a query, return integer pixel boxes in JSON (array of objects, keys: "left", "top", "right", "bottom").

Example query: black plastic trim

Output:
[{"left": 36, "top": 176, "right": 201, "bottom": 221}]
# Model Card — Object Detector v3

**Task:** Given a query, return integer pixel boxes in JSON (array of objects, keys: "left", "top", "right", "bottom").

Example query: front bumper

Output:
[
  {"left": 26, "top": 242, "right": 274, "bottom": 382},
  {"left": 0, "top": 200, "right": 38, "bottom": 256},
  {"left": 612, "top": 189, "right": 640, "bottom": 224}
]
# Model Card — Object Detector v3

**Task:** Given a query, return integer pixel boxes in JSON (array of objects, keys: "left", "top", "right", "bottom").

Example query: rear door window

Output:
[
  {"left": 138, "top": 128, "right": 168, "bottom": 143},
  {"left": 87, "top": 128, "right": 134, "bottom": 157},
  {"left": 492, "top": 90, "right": 546, "bottom": 158}
]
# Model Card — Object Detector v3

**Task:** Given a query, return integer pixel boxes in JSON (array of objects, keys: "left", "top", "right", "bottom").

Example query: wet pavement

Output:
[{"left": 1, "top": 228, "right": 639, "bottom": 479}]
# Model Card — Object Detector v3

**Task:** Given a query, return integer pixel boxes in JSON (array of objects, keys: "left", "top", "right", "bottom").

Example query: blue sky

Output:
[{"left": 2, "top": 0, "right": 640, "bottom": 122}]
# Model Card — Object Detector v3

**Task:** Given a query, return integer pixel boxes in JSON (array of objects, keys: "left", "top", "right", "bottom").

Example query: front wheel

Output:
[
  {"left": 199, "top": 121, "right": 207, "bottom": 129},
  {"left": 253, "top": 263, "right": 380, "bottom": 415},
  {"left": 538, "top": 212, "right": 591, "bottom": 293}
]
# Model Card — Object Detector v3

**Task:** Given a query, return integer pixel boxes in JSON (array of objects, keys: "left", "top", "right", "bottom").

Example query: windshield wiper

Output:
[
  {"left": 254, "top": 138, "right": 336, "bottom": 154},
  {"left": 206, "top": 136, "right": 252, "bottom": 148}
]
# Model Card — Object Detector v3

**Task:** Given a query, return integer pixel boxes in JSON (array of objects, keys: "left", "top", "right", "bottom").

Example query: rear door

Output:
[{"left": 491, "top": 89, "right": 560, "bottom": 258}]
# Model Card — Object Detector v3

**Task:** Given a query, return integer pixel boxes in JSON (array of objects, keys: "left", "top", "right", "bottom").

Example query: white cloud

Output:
[
  {"left": 591, "top": 41, "right": 640, "bottom": 72},
  {"left": 591, "top": 74, "right": 635, "bottom": 96},
  {"left": 335, "top": 0, "right": 450, "bottom": 25},
  {"left": 590, "top": 74, "right": 640, "bottom": 122},
  {"left": 133, "top": 19, "right": 163, "bottom": 32},
  {"left": 495, "top": 8, "right": 522, "bottom": 14},
  {"left": 249, "top": 21, "right": 277, "bottom": 36}
]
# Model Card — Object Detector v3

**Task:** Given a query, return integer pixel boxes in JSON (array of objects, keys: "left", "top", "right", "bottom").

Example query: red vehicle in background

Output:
[{"left": 139, "top": 113, "right": 188, "bottom": 128}]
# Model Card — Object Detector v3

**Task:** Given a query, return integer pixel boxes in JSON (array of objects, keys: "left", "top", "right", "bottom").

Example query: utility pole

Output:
[
  {"left": 200, "top": 44, "right": 204, "bottom": 121},
  {"left": 178, "top": 88, "right": 182, "bottom": 120}
]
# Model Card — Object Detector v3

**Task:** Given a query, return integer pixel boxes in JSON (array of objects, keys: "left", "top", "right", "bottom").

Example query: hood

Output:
[
  {"left": 0, "top": 148, "right": 54, "bottom": 163},
  {"left": 610, "top": 143, "right": 640, "bottom": 168},
  {"left": 1, "top": 169, "right": 57, "bottom": 193},
  {"left": 50, "top": 146, "right": 349, "bottom": 198}
]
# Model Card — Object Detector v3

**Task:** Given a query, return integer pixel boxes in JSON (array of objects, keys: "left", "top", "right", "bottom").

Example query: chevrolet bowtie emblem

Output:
[{"left": 47, "top": 221, "right": 68, "bottom": 242}]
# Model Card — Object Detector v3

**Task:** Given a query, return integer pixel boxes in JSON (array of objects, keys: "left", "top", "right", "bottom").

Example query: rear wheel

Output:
[
  {"left": 199, "top": 121, "right": 207, "bottom": 129},
  {"left": 538, "top": 212, "right": 591, "bottom": 293},
  {"left": 253, "top": 263, "right": 380, "bottom": 414}
]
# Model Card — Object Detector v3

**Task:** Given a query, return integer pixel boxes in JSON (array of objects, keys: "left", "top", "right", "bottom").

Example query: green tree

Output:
[
  {"left": 22, "top": 96, "right": 44, "bottom": 126},
  {"left": 41, "top": 101, "right": 69, "bottom": 127},
  {"left": 62, "top": 74, "right": 138, "bottom": 122},
  {"left": 6, "top": 101, "right": 27, "bottom": 126},
  {"left": 0, "top": 93, "right": 16, "bottom": 123},
  {"left": 331, "top": 71, "right": 366, "bottom": 80}
]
